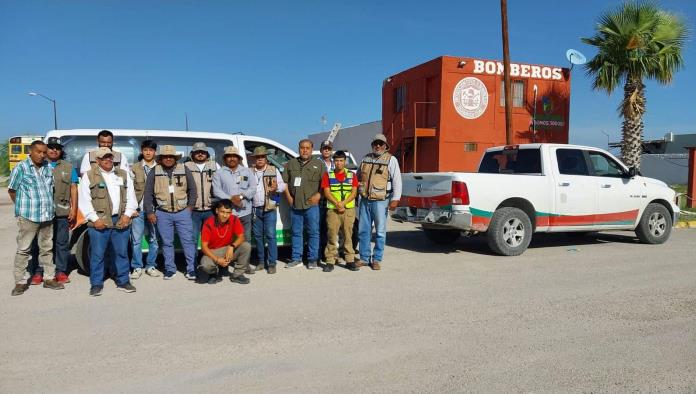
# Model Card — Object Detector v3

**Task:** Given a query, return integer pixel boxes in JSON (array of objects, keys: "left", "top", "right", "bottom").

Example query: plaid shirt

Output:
[{"left": 8, "top": 158, "right": 55, "bottom": 222}]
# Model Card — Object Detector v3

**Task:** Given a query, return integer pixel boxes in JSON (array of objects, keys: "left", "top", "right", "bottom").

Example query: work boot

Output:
[
  {"left": 11, "top": 284, "right": 29, "bottom": 296},
  {"left": 230, "top": 274, "right": 250, "bottom": 285},
  {"left": 345, "top": 262, "right": 359, "bottom": 272},
  {"left": 268, "top": 266, "right": 277, "bottom": 274},
  {"left": 43, "top": 279, "right": 65, "bottom": 290},
  {"left": 371, "top": 261, "right": 381, "bottom": 271},
  {"left": 323, "top": 263, "right": 334, "bottom": 272},
  {"left": 354, "top": 260, "right": 368, "bottom": 268},
  {"left": 245, "top": 266, "right": 255, "bottom": 275}
]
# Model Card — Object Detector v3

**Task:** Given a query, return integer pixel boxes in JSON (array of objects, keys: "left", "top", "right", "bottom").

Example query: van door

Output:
[
  {"left": 587, "top": 150, "right": 642, "bottom": 229},
  {"left": 549, "top": 148, "right": 597, "bottom": 231}
]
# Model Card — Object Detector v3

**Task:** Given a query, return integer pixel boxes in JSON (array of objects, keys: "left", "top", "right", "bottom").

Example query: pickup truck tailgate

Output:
[{"left": 394, "top": 173, "right": 474, "bottom": 229}]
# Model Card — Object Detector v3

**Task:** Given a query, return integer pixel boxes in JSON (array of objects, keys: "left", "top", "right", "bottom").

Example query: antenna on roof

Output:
[{"left": 565, "top": 49, "right": 587, "bottom": 71}]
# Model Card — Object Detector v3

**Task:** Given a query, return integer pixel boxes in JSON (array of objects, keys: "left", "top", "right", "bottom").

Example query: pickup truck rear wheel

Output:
[
  {"left": 486, "top": 207, "right": 532, "bottom": 256},
  {"left": 423, "top": 228, "right": 460, "bottom": 245},
  {"left": 635, "top": 203, "right": 672, "bottom": 244}
]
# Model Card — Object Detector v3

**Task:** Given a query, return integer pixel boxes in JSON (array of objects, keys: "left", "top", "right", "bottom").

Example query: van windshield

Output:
[
  {"left": 58, "top": 135, "right": 234, "bottom": 170},
  {"left": 478, "top": 148, "right": 542, "bottom": 174}
]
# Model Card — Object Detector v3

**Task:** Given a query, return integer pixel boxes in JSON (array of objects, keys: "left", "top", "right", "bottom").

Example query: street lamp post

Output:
[{"left": 28, "top": 92, "right": 58, "bottom": 130}]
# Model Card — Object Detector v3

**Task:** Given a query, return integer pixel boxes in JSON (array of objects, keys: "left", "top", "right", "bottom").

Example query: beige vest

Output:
[
  {"left": 130, "top": 162, "right": 150, "bottom": 203},
  {"left": 154, "top": 163, "right": 188, "bottom": 212},
  {"left": 359, "top": 152, "right": 392, "bottom": 200},
  {"left": 184, "top": 161, "right": 216, "bottom": 210},
  {"left": 87, "top": 167, "right": 128, "bottom": 227},
  {"left": 259, "top": 165, "right": 280, "bottom": 211},
  {"left": 52, "top": 160, "right": 73, "bottom": 217}
]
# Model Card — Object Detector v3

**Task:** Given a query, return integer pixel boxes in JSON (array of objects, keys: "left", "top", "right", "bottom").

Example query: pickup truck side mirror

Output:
[{"left": 627, "top": 166, "right": 638, "bottom": 178}]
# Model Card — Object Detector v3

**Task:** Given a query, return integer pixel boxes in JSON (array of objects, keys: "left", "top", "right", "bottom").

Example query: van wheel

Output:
[
  {"left": 486, "top": 207, "right": 532, "bottom": 256},
  {"left": 635, "top": 203, "right": 672, "bottom": 244},
  {"left": 423, "top": 228, "right": 460, "bottom": 245}
]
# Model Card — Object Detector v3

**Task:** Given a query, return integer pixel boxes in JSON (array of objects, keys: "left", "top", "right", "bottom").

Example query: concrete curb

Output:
[{"left": 675, "top": 221, "right": 696, "bottom": 228}]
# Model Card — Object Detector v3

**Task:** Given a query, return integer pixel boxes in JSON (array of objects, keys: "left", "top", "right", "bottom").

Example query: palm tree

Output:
[{"left": 582, "top": 1, "right": 688, "bottom": 169}]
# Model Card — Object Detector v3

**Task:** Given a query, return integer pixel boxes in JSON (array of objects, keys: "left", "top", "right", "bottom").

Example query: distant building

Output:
[
  {"left": 610, "top": 132, "right": 695, "bottom": 184},
  {"left": 308, "top": 120, "right": 382, "bottom": 160}
]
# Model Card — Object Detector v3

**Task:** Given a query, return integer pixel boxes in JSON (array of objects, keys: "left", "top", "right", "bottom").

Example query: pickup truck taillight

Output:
[{"left": 451, "top": 181, "right": 469, "bottom": 205}]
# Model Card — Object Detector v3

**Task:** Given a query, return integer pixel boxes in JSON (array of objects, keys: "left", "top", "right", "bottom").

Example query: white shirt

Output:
[
  {"left": 78, "top": 166, "right": 138, "bottom": 223},
  {"left": 252, "top": 165, "right": 286, "bottom": 207},
  {"left": 80, "top": 149, "right": 130, "bottom": 175}
]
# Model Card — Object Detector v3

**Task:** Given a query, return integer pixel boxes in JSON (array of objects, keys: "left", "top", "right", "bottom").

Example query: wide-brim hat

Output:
[
  {"left": 371, "top": 133, "right": 390, "bottom": 149},
  {"left": 253, "top": 146, "right": 268, "bottom": 157},
  {"left": 95, "top": 147, "right": 113, "bottom": 159},
  {"left": 158, "top": 145, "right": 183, "bottom": 160},
  {"left": 191, "top": 142, "right": 209, "bottom": 156},
  {"left": 223, "top": 145, "right": 244, "bottom": 159}
]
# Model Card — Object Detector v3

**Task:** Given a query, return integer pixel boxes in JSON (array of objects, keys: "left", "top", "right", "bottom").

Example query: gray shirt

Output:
[
  {"left": 212, "top": 165, "right": 257, "bottom": 218},
  {"left": 143, "top": 165, "right": 197, "bottom": 214}
]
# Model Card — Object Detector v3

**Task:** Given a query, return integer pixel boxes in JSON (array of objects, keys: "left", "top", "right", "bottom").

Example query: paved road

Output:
[{"left": 1, "top": 190, "right": 695, "bottom": 393}]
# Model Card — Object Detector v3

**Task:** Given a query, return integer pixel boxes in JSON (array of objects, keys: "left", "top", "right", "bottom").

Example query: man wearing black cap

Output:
[{"left": 29, "top": 137, "right": 79, "bottom": 285}]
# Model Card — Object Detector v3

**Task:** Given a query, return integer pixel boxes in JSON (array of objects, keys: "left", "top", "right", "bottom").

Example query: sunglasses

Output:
[{"left": 372, "top": 141, "right": 386, "bottom": 146}]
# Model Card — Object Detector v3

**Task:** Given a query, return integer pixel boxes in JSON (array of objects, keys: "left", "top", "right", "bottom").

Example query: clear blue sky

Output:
[{"left": 1, "top": 0, "right": 693, "bottom": 149}]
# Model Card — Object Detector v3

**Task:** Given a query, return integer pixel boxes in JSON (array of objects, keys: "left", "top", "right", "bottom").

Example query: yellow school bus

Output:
[{"left": 8, "top": 136, "right": 43, "bottom": 170}]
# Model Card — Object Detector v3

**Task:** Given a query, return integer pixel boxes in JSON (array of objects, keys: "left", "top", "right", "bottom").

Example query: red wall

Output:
[{"left": 382, "top": 56, "right": 571, "bottom": 173}]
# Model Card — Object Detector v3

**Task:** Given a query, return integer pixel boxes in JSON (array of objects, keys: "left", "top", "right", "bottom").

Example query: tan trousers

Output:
[
  {"left": 324, "top": 208, "right": 356, "bottom": 264},
  {"left": 14, "top": 217, "right": 55, "bottom": 284},
  {"left": 199, "top": 242, "right": 251, "bottom": 277}
]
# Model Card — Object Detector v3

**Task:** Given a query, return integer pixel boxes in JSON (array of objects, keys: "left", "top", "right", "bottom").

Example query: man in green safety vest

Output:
[{"left": 320, "top": 150, "right": 359, "bottom": 272}]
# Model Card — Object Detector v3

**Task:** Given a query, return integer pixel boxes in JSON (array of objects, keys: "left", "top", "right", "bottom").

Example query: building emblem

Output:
[{"left": 453, "top": 77, "right": 488, "bottom": 119}]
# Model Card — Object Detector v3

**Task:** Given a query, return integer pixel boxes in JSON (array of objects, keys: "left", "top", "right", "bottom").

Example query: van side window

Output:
[
  {"left": 556, "top": 149, "right": 589, "bottom": 176},
  {"left": 243, "top": 141, "right": 292, "bottom": 172}
]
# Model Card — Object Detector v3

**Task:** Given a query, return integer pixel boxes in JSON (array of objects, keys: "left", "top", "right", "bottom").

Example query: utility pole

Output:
[
  {"left": 501, "top": 0, "right": 513, "bottom": 145},
  {"left": 185, "top": 112, "right": 189, "bottom": 131}
]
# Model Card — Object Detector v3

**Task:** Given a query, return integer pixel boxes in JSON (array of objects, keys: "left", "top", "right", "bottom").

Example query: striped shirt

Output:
[{"left": 8, "top": 158, "right": 55, "bottom": 222}]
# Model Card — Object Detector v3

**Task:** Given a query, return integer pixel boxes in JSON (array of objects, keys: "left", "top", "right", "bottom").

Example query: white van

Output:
[{"left": 45, "top": 129, "right": 298, "bottom": 272}]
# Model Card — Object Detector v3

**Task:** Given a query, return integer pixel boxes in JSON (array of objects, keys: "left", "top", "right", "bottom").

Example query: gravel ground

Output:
[{"left": 0, "top": 188, "right": 695, "bottom": 393}]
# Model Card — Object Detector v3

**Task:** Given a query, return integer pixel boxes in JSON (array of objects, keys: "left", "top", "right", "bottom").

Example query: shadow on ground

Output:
[{"left": 386, "top": 229, "right": 640, "bottom": 256}]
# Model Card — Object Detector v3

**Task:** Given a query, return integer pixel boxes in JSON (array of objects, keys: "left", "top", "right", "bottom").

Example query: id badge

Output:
[
  {"left": 293, "top": 177, "right": 302, "bottom": 187},
  {"left": 115, "top": 177, "right": 124, "bottom": 186},
  {"left": 168, "top": 185, "right": 175, "bottom": 193}
]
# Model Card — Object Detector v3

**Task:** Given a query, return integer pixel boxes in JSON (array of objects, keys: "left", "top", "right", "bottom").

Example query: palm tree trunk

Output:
[{"left": 620, "top": 76, "right": 646, "bottom": 169}]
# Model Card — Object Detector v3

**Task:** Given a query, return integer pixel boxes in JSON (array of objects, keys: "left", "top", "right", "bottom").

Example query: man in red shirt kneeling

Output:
[{"left": 198, "top": 199, "right": 252, "bottom": 284}]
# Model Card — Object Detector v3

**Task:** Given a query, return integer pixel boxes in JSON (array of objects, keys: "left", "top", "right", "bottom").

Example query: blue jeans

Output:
[
  {"left": 253, "top": 207, "right": 278, "bottom": 267},
  {"left": 30, "top": 216, "right": 69, "bottom": 275},
  {"left": 130, "top": 213, "right": 159, "bottom": 269},
  {"left": 358, "top": 198, "right": 389, "bottom": 263},
  {"left": 88, "top": 216, "right": 131, "bottom": 287},
  {"left": 191, "top": 209, "right": 213, "bottom": 246},
  {"left": 156, "top": 209, "right": 197, "bottom": 275},
  {"left": 290, "top": 205, "right": 319, "bottom": 262}
]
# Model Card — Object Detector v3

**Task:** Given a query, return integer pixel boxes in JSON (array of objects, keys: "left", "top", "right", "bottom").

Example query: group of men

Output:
[{"left": 9, "top": 130, "right": 402, "bottom": 297}]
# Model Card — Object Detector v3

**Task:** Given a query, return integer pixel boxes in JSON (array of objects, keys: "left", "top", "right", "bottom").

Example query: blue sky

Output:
[{"left": 1, "top": 0, "right": 694, "bottom": 149}]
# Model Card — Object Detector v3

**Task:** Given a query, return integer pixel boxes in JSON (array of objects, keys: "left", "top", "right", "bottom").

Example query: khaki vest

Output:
[
  {"left": 327, "top": 169, "right": 355, "bottom": 209},
  {"left": 257, "top": 165, "right": 280, "bottom": 211},
  {"left": 87, "top": 167, "right": 128, "bottom": 227},
  {"left": 89, "top": 150, "right": 123, "bottom": 168},
  {"left": 130, "top": 162, "right": 151, "bottom": 204},
  {"left": 52, "top": 160, "right": 73, "bottom": 217},
  {"left": 184, "top": 161, "right": 216, "bottom": 210},
  {"left": 154, "top": 163, "right": 188, "bottom": 212},
  {"left": 359, "top": 152, "right": 392, "bottom": 200}
]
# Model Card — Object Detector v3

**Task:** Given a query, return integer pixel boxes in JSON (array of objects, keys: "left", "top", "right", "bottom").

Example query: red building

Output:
[{"left": 382, "top": 56, "right": 571, "bottom": 173}]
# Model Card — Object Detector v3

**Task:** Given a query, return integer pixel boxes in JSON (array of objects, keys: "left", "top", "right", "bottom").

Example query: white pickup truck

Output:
[{"left": 392, "top": 144, "right": 679, "bottom": 256}]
